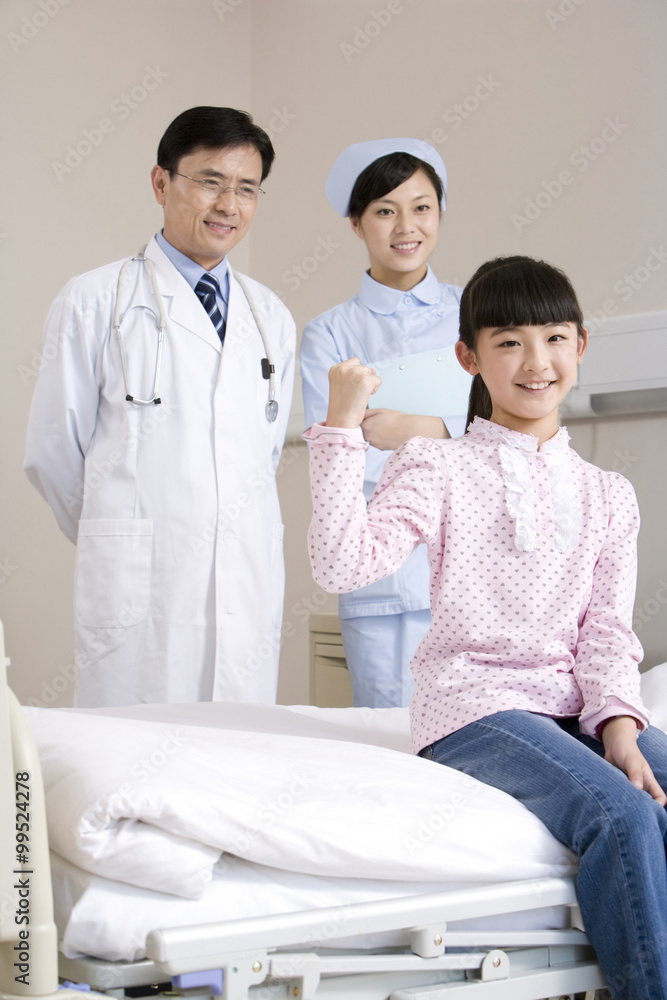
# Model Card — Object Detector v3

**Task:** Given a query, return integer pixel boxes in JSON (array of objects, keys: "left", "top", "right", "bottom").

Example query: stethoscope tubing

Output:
[{"left": 113, "top": 248, "right": 278, "bottom": 420}]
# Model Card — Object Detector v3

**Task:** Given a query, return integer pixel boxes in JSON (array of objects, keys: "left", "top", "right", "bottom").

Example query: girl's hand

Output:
[
  {"left": 602, "top": 716, "right": 667, "bottom": 806},
  {"left": 362, "top": 410, "right": 449, "bottom": 451},
  {"left": 325, "top": 358, "right": 382, "bottom": 429}
]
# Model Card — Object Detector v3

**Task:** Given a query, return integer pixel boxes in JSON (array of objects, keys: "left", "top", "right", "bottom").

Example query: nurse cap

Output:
[{"left": 325, "top": 137, "right": 447, "bottom": 217}]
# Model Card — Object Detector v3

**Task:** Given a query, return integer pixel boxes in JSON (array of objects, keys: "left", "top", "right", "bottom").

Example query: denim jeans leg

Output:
[{"left": 423, "top": 711, "right": 667, "bottom": 1000}]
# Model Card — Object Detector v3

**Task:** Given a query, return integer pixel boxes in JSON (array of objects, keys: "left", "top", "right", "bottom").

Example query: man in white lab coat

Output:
[{"left": 25, "top": 106, "right": 296, "bottom": 707}]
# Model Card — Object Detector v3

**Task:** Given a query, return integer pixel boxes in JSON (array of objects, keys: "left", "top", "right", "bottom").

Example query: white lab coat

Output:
[{"left": 25, "top": 237, "right": 296, "bottom": 706}]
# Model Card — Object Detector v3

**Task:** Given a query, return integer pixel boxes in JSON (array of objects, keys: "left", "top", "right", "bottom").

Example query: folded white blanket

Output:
[{"left": 27, "top": 706, "right": 577, "bottom": 898}]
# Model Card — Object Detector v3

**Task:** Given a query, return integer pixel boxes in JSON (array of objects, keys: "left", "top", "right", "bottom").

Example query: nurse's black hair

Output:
[
  {"left": 459, "top": 256, "right": 585, "bottom": 429},
  {"left": 348, "top": 152, "right": 444, "bottom": 218},
  {"left": 157, "top": 106, "right": 275, "bottom": 182}
]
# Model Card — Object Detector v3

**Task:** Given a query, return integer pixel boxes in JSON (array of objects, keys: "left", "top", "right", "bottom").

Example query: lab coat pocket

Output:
[{"left": 75, "top": 519, "right": 153, "bottom": 628}]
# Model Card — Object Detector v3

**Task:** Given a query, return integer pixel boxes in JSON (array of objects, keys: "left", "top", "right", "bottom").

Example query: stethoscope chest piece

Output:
[{"left": 266, "top": 399, "right": 279, "bottom": 423}]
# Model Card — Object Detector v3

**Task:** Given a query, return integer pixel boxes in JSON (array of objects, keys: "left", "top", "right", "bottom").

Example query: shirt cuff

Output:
[
  {"left": 302, "top": 422, "right": 368, "bottom": 450},
  {"left": 582, "top": 696, "right": 651, "bottom": 741}
]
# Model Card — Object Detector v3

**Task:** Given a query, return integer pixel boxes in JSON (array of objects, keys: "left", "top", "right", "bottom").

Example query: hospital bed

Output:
[{"left": 5, "top": 621, "right": 666, "bottom": 1000}]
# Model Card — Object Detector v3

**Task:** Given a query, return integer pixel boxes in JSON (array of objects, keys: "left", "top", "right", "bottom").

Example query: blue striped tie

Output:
[{"left": 195, "top": 273, "right": 226, "bottom": 343}]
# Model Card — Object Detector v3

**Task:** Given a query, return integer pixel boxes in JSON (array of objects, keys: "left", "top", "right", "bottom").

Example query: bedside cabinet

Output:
[{"left": 309, "top": 614, "right": 353, "bottom": 707}]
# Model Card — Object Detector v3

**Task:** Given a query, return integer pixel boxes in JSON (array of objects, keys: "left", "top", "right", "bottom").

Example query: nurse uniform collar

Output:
[
  {"left": 325, "top": 138, "right": 448, "bottom": 217},
  {"left": 113, "top": 247, "right": 279, "bottom": 422}
]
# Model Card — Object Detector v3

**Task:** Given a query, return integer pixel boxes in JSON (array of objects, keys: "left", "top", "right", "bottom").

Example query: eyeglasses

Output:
[{"left": 172, "top": 171, "right": 265, "bottom": 202}]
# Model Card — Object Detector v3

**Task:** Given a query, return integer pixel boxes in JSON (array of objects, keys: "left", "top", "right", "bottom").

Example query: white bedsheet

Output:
[
  {"left": 51, "top": 851, "right": 571, "bottom": 963},
  {"left": 27, "top": 704, "right": 577, "bottom": 899}
]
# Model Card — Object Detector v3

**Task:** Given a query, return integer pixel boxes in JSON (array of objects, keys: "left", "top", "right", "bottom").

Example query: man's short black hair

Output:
[{"left": 157, "top": 106, "right": 275, "bottom": 181}]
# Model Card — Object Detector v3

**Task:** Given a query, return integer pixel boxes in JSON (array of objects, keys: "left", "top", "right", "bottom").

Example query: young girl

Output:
[
  {"left": 305, "top": 255, "right": 667, "bottom": 1000},
  {"left": 300, "top": 138, "right": 471, "bottom": 709}
]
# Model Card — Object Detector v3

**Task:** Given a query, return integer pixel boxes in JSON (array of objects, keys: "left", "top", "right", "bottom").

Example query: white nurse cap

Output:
[{"left": 325, "top": 137, "right": 448, "bottom": 217}]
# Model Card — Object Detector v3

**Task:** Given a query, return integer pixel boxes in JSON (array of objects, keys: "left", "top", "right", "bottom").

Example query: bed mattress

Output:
[{"left": 32, "top": 667, "right": 667, "bottom": 965}]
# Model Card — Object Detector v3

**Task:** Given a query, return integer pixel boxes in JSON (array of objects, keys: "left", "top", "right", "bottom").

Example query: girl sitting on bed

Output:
[{"left": 305, "top": 255, "right": 667, "bottom": 1000}]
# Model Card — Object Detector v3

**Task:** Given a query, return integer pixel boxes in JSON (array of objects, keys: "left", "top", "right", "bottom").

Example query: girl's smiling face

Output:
[
  {"left": 350, "top": 169, "right": 440, "bottom": 291},
  {"left": 456, "top": 322, "right": 588, "bottom": 443}
]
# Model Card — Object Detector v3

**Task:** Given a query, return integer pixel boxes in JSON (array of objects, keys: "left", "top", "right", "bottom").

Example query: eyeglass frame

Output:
[{"left": 170, "top": 170, "right": 265, "bottom": 201}]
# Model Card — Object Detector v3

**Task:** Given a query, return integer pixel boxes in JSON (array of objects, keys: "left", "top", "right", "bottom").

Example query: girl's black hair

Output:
[
  {"left": 459, "top": 256, "right": 585, "bottom": 429},
  {"left": 348, "top": 152, "right": 443, "bottom": 218},
  {"left": 157, "top": 106, "right": 275, "bottom": 182}
]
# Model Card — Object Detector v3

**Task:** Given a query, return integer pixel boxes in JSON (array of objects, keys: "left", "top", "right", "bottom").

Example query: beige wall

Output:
[{"left": 1, "top": 0, "right": 665, "bottom": 706}]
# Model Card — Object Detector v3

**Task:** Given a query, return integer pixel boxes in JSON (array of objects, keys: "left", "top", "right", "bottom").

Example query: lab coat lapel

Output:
[
  {"left": 221, "top": 269, "right": 256, "bottom": 367},
  {"left": 144, "top": 238, "right": 222, "bottom": 354}
]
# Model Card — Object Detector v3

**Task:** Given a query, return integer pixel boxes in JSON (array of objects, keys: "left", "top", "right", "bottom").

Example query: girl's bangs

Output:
[{"left": 468, "top": 259, "right": 583, "bottom": 332}]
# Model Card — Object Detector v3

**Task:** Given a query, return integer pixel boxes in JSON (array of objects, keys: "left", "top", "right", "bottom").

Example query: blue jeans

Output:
[{"left": 420, "top": 711, "right": 667, "bottom": 1000}]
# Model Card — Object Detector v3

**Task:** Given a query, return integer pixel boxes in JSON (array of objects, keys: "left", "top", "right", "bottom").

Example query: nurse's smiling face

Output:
[
  {"left": 151, "top": 144, "right": 263, "bottom": 270},
  {"left": 350, "top": 169, "right": 440, "bottom": 291}
]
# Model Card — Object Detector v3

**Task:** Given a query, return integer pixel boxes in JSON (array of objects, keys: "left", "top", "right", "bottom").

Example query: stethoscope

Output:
[{"left": 113, "top": 248, "right": 279, "bottom": 422}]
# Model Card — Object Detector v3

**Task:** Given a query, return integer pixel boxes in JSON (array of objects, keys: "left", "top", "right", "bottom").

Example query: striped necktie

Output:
[{"left": 194, "top": 272, "right": 226, "bottom": 343}]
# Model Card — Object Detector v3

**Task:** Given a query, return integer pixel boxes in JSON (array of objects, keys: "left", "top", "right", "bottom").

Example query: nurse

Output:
[
  {"left": 300, "top": 138, "right": 469, "bottom": 708},
  {"left": 25, "top": 106, "right": 296, "bottom": 708}
]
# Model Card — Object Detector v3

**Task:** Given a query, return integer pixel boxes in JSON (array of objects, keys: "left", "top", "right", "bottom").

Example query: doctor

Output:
[{"left": 25, "top": 106, "right": 296, "bottom": 707}]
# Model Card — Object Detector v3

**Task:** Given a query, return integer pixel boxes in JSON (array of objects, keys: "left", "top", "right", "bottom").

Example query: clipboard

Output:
[{"left": 367, "top": 347, "right": 472, "bottom": 419}]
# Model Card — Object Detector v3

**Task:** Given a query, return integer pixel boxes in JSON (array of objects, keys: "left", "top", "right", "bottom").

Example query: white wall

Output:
[{"left": 1, "top": 0, "right": 665, "bottom": 706}]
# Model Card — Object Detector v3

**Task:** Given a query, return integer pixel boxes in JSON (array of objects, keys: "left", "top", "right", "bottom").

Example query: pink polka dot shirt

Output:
[{"left": 306, "top": 417, "right": 649, "bottom": 754}]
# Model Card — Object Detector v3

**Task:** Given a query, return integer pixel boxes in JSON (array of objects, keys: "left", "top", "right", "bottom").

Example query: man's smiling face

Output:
[{"left": 151, "top": 143, "right": 263, "bottom": 269}]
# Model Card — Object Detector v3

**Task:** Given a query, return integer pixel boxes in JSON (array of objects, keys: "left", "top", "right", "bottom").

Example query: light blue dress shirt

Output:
[
  {"left": 155, "top": 230, "right": 230, "bottom": 326},
  {"left": 300, "top": 266, "right": 465, "bottom": 619}
]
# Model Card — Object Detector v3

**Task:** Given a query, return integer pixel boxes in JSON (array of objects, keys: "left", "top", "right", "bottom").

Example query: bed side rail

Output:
[
  {"left": 147, "top": 875, "right": 580, "bottom": 972},
  {"left": 0, "top": 621, "right": 70, "bottom": 997}
]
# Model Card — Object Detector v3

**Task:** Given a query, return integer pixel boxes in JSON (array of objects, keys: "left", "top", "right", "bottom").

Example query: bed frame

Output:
[{"left": 0, "top": 621, "right": 608, "bottom": 1000}]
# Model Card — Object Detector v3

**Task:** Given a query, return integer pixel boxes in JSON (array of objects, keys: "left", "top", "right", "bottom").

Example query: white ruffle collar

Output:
[
  {"left": 467, "top": 416, "right": 571, "bottom": 453},
  {"left": 467, "top": 418, "right": 581, "bottom": 553}
]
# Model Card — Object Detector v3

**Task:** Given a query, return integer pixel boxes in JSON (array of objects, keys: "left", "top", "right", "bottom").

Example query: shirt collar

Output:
[
  {"left": 468, "top": 417, "right": 571, "bottom": 453},
  {"left": 155, "top": 230, "right": 229, "bottom": 302},
  {"left": 358, "top": 266, "right": 441, "bottom": 314}
]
